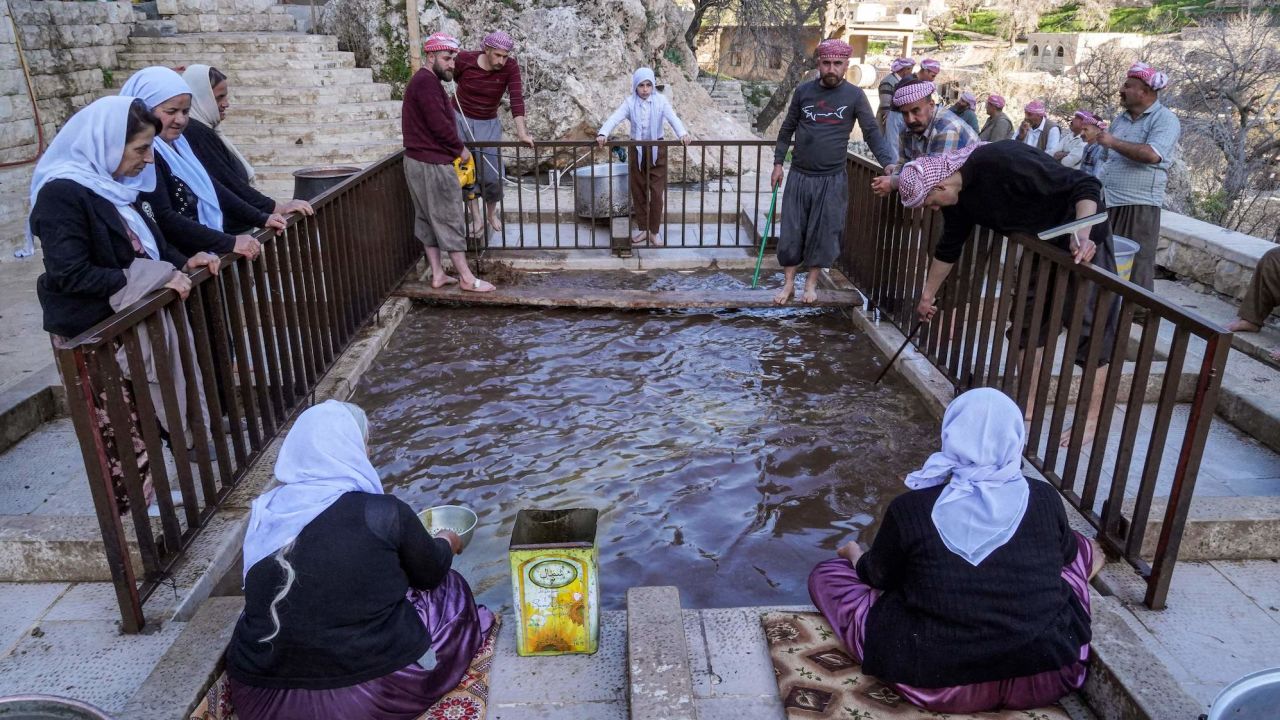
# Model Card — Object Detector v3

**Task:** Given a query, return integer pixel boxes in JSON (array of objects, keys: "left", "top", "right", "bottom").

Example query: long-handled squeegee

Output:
[{"left": 751, "top": 184, "right": 781, "bottom": 289}]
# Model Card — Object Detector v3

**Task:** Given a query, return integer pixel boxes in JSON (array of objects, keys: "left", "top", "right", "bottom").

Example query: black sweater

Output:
[
  {"left": 937, "top": 140, "right": 1108, "bottom": 264},
  {"left": 856, "top": 479, "right": 1090, "bottom": 688},
  {"left": 32, "top": 179, "right": 188, "bottom": 338},
  {"left": 184, "top": 119, "right": 276, "bottom": 233},
  {"left": 226, "top": 492, "right": 455, "bottom": 690},
  {"left": 139, "top": 152, "right": 265, "bottom": 256}
]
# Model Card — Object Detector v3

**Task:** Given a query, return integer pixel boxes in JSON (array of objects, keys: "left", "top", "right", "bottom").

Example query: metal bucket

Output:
[
  {"left": 1206, "top": 667, "right": 1280, "bottom": 719},
  {"left": 509, "top": 508, "right": 600, "bottom": 656},
  {"left": 292, "top": 165, "right": 361, "bottom": 201},
  {"left": 0, "top": 695, "right": 114, "bottom": 719},
  {"left": 573, "top": 163, "right": 630, "bottom": 219},
  {"left": 1112, "top": 235, "right": 1140, "bottom": 283}
]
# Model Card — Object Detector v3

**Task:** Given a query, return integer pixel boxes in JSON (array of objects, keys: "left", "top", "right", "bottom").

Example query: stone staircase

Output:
[
  {"left": 119, "top": 0, "right": 403, "bottom": 200},
  {"left": 697, "top": 75, "right": 754, "bottom": 131}
]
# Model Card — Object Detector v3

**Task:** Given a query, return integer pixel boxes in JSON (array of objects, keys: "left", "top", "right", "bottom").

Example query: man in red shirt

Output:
[
  {"left": 453, "top": 30, "right": 535, "bottom": 236},
  {"left": 402, "top": 33, "right": 495, "bottom": 293}
]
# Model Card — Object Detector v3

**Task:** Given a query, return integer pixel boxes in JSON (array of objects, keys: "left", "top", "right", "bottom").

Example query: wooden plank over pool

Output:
[{"left": 394, "top": 282, "right": 864, "bottom": 310}]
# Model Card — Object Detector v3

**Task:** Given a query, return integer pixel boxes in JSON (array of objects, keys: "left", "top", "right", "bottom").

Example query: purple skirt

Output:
[
  {"left": 229, "top": 570, "right": 494, "bottom": 720},
  {"left": 808, "top": 531, "right": 1094, "bottom": 714}
]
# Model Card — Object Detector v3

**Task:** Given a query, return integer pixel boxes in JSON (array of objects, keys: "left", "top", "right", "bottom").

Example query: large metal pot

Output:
[
  {"left": 292, "top": 165, "right": 361, "bottom": 201},
  {"left": 0, "top": 695, "right": 114, "bottom": 719},
  {"left": 573, "top": 162, "right": 630, "bottom": 219}
]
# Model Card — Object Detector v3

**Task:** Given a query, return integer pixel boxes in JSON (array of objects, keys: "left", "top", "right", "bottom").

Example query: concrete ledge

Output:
[
  {"left": 1124, "top": 495, "right": 1280, "bottom": 561},
  {"left": 0, "top": 515, "right": 139, "bottom": 582},
  {"left": 1157, "top": 211, "right": 1275, "bottom": 302},
  {"left": 119, "top": 595, "right": 244, "bottom": 720},
  {"left": 0, "top": 365, "right": 63, "bottom": 454},
  {"left": 627, "top": 586, "right": 696, "bottom": 720}
]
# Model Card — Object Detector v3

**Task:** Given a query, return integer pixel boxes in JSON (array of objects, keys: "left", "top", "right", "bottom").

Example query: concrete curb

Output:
[
  {"left": 0, "top": 364, "right": 62, "bottom": 455},
  {"left": 627, "top": 586, "right": 696, "bottom": 720}
]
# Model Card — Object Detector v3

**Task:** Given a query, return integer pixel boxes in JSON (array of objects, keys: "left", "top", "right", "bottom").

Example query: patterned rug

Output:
[
  {"left": 190, "top": 614, "right": 502, "bottom": 720},
  {"left": 761, "top": 612, "right": 1072, "bottom": 720}
]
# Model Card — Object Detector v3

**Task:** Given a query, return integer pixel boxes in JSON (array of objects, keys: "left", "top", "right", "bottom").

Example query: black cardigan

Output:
[
  {"left": 139, "top": 151, "right": 267, "bottom": 256},
  {"left": 226, "top": 492, "right": 455, "bottom": 690},
  {"left": 184, "top": 119, "right": 276, "bottom": 233},
  {"left": 856, "top": 479, "right": 1090, "bottom": 688},
  {"left": 32, "top": 179, "right": 188, "bottom": 339}
]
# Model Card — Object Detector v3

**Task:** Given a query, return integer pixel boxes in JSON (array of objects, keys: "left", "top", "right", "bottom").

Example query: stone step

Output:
[
  {"left": 173, "top": 12, "right": 298, "bottom": 33},
  {"left": 234, "top": 141, "right": 401, "bottom": 165},
  {"left": 158, "top": 0, "right": 283, "bottom": 14},
  {"left": 127, "top": 32, "right": 337, "bottom": 52},
  {"left": 130, "top": 19, "right": 178, "bottom": 38},
  {"left": 220, "top": 118, "right": 402, "bottom": 144},
  {"left": 222, "top": 99, "right": 402, "bottom": 123},
  {"left": 114, "top": 66, "right": 374, "bottom": 89},
  {"left": 117, "top": 51, "right": 358, "bottom": 70},
  {"left": 229, "top": 83, "right": 392, "bottom": 104}
]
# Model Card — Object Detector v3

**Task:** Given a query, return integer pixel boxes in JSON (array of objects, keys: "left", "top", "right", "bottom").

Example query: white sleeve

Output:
[{"left": 598, "top": 100, "right": 630, "bottom": 138}]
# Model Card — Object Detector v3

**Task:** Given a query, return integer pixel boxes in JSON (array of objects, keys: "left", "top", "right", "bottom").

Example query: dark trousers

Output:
[
  {"left": 1240, "top": 247, "right": 1280, "bottom": 326},
  {"left": 629, "top": 146, "right": 667, "bottom": 233},
  {"left": 1107, "top": 204, "right": 1161, "bottom": 291}
]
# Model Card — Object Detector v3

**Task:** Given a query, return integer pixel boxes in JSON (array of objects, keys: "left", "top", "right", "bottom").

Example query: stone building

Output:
[
  {"left": 695, "top": 25, "right": 825, "bottom": 83},
  {"left": 1024, "top": 32, "right": 1147, "bottom": 74}
]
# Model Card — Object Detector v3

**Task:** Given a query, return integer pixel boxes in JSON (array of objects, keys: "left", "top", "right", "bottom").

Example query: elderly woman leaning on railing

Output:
[{"left": 29, "top": 95, "right": 221, "bottom": 515}]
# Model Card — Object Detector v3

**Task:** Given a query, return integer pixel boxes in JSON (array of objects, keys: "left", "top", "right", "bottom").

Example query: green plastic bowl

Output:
[{"left": 417, "top": 505, "right": 478, "bottom": 551}]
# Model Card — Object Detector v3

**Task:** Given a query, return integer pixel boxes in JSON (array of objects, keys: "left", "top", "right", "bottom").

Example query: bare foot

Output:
[
  {"left": 631, "top": 230, "right": 649, "bottom": 245},
  {"left": 1060, "top": 420, "right": 1098, "bottom": 448},
  {"left": 773, "top": 284, "right": 794, "bottom": 305},
  {"left": 1226, "top": 318, "right": 1261, "bottom": 333},
  {"left": 460, "top": 277, "right": 496, "bottom": 293},
  {"left": 801, "top": 287, "right": 818, "bottom": 304},
  {"left": 431, "top": 274, "right": 459, "bottom": 289},
  {"left": 649, "top": 233, "right": 664, "bottom": 247},
  {"left": 487, "top": 213, "right": 503, "bottom": 233},
  {"left": 1087, "top": 537, "right": 1106, "bottom": 581}
]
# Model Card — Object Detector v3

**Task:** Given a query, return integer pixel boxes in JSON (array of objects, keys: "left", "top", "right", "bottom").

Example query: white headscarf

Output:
[
  {"left": 242, "top": 400, "right": 381, "bottom": 577},
  {"left": 26, "top": 96, "right": 160, "bottom": 260},
  {"left": 182, "top": 64, "right": 256, "bottom": 183},
  {"left": 904, "top": 387, "right": 1030, "bottom": 566},
  {"left": 119, "top": 67, "right": 225, "bottom": 232}
]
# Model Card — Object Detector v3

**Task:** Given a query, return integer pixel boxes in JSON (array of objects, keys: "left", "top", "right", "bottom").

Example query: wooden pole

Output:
[{"left": 406, "top": 0, "right": 422, "bottom": 74}]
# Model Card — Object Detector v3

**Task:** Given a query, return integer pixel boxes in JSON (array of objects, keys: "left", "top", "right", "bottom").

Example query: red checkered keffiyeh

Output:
[
  {"left": 1074, "top": 110, "right": 1107, "bottom": 129},
  {"left": 423, "top": 32, "right": 459, "bottom": 54},
  {"left": 892, "top": 79, "right": 935, "bottom": 109},
  {"left": 1127, "top": 62, "right": 1168, "bottom": 90},
  {"left": 482, "top": 30, "right": 514, "bottom": 51},
  {"left": 920, "top": 58, "right": 941, "bottom": 73},
  {"left": 897, "top": 143, "right": 986, "bottom": 209},
  {"left": 1025, "top": 100, "right": 1046, "bottom": 115},
  {"left": 817, "top": 38, "right": 853, "bottom": 59},
  {"left": 987, "top": 94, "right": 1006, "bottom": 109}
]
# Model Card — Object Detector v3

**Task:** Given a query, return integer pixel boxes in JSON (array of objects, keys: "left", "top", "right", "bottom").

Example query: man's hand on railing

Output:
[
  {"left": 165, "top": 270, "right": 193, "bottom": 300},
  {"left": 264, "top": 213, "right": 288, "bottom": 235},
  {"left": 517, "top": 130, "right": 536, "bottom": 149},
  {"left": 277, "top": 199, "right": 314, "bottom": 217},
  {"left": 184, "top": 251, "right": 221, "bottom": 276},
  {"left": 234, "top": 234, "right": 262, "bottom": 260},
  {"left": 870, "top": 175, "right": 896, "bottom": 197},
  {"left": 460, "top": 147, "right": 472, "bottom": 164},
  {"left": 771, "top": 163, "right": 784, "bottom": 189},
  {"left": 916, "top": 293, "right": 938, "bottom": 322}
]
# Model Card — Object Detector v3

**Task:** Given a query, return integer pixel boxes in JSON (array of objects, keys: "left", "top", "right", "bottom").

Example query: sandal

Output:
[{"left": 460, "top": 278, "right": 496, "bottom": 293}]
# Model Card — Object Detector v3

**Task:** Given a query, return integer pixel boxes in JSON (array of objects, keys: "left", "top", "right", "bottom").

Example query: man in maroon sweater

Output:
[
  {"left": 454, "top": 30, "right": 534, "bottom": 236},
  {"left": 402, "top": 32, "right": 495, "bottom": 293}
]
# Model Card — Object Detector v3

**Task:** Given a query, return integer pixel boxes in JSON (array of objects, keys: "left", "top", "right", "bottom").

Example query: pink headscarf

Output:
[
  {"left": 892, "top": 80, "right": 935, "bottom": 109},
  {"left": 959, "top": 91, "right": 976, "bottom": 106},
  {"left": 891, "top": 57, "right": 915, "bottom": 73},
  {"left": 898, "top": 143, "right": 986, "bottom": 209},
  {"left": 423, "top": 32, "right": 459, "bottom": 54},
  {"left": 817, "top": 39, "right": 853, "bottom": 60},
  {"left": 987, "top": 94, "right": 1006, "bottom": 109},
  {"left": 920, "top": 58, "right": 941, "bottom": 73},
  {"left": 1073, "top": 110, "right": 1107, "bottom": 129},
  {"left": 482, "top": 30, "right": 514, "bottom": 52},
  {"left": 1127, "top": 62, "right": 1168, "bottom": 91},
  {"left": 1024, "top": 100, "right": 1046, "bottom": 115}
]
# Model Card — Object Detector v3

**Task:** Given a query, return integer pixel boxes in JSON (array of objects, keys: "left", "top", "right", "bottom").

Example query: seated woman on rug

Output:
[
  {"left": 809, "top": 387, "right": 1103, "bottom": 715},
  {"left": 30, "top": 95, "right": 220, "bottom": 516},
  {"left": 180, "top": 64, "right": 315, "bottom": 233},
  {"left": 225, "top": 400, "right": 493, "bottom": 720}
]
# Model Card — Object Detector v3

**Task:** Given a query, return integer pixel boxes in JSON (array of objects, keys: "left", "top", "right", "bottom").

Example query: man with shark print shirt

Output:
[{"left": 771, "top": 38, "right": 894, "bottom": 305}]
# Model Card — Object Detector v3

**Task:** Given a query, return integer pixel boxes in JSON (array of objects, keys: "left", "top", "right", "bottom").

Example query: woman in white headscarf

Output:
[
  {"left": 119, "top": 66, "right": 283, "bottom": 262},
  {"left": 808, "top": 388, "right": 1102, "bottom": 714},
  {"left": 180, "top": 65, "right": 314, "bottom": 234},
  {"left": 29, "top": 95, "right": 220, "bottom": 514},
  {"left": 596, "top": 67, "right": 691, "bottom": 247},
  {"left": 226, "top": 400, "right": 492, "bottom": 720}
]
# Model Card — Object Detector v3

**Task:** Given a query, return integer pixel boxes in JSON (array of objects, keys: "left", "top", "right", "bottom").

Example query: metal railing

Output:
[
  {"left": 466, "top": 139, "right": 775, "bottom": 251},
  {"left": 843, "top": 153, "right": 1231, "bottom": 609},
  {"left": 53, "top": 152, "right": 419, "bottom": 632}
]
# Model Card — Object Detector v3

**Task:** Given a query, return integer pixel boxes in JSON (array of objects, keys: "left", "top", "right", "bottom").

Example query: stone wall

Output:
[
  {"left": 1158, "top": 211, "right": 1276, "bottom": 303},
  {"left": 0, "top": 0, "right": 137, "bottom": 164}
]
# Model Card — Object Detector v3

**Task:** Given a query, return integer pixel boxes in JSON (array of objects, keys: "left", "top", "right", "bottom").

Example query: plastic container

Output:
[
  {"left": 509, "top": 508, "right": 600, "bottom": 656},
  {"left": 417, "top": 505, "right": 478, "bottom": 551},
  {"left": 1206, "top": 667, "right": 1280, "bottom": 719},
  {"left": 1112, "top": 235, "right": 1140, "bottom": 282}
]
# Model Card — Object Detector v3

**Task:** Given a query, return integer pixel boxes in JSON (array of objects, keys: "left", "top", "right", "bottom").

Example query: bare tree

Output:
[
  {"left": 1077, "top": 0, "right": 1114, "bottom": 32},
  {"left": 993, "top": 0, "right": 1055, "bottom": 45},
  {"left": 734, "top": 0, "right": 832, "bottom": 131},
  {"left": 1067, "top": 39, "right": 1143, "bottom": 119},
  {"left": 1160, "top": 11, "right": 1280, "bottom": 235},
  {"left": 927, "top": 10, "right": 957, "bottom": 51},
  {"left": 684, "top": 0, "right": 736, "bottom": 55},
  {"left": 950, "top": 0, "right": 986, "bottom": 25}
]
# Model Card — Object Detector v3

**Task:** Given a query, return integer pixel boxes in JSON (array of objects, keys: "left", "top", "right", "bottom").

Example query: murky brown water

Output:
[{"left": 352, "top": 270, "right": 939, "bottom": 611}]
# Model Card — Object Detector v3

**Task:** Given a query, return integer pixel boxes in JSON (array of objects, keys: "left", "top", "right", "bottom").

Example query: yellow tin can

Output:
[{"left": 509, "top": 508, "right": 600, "bottom": 656}]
